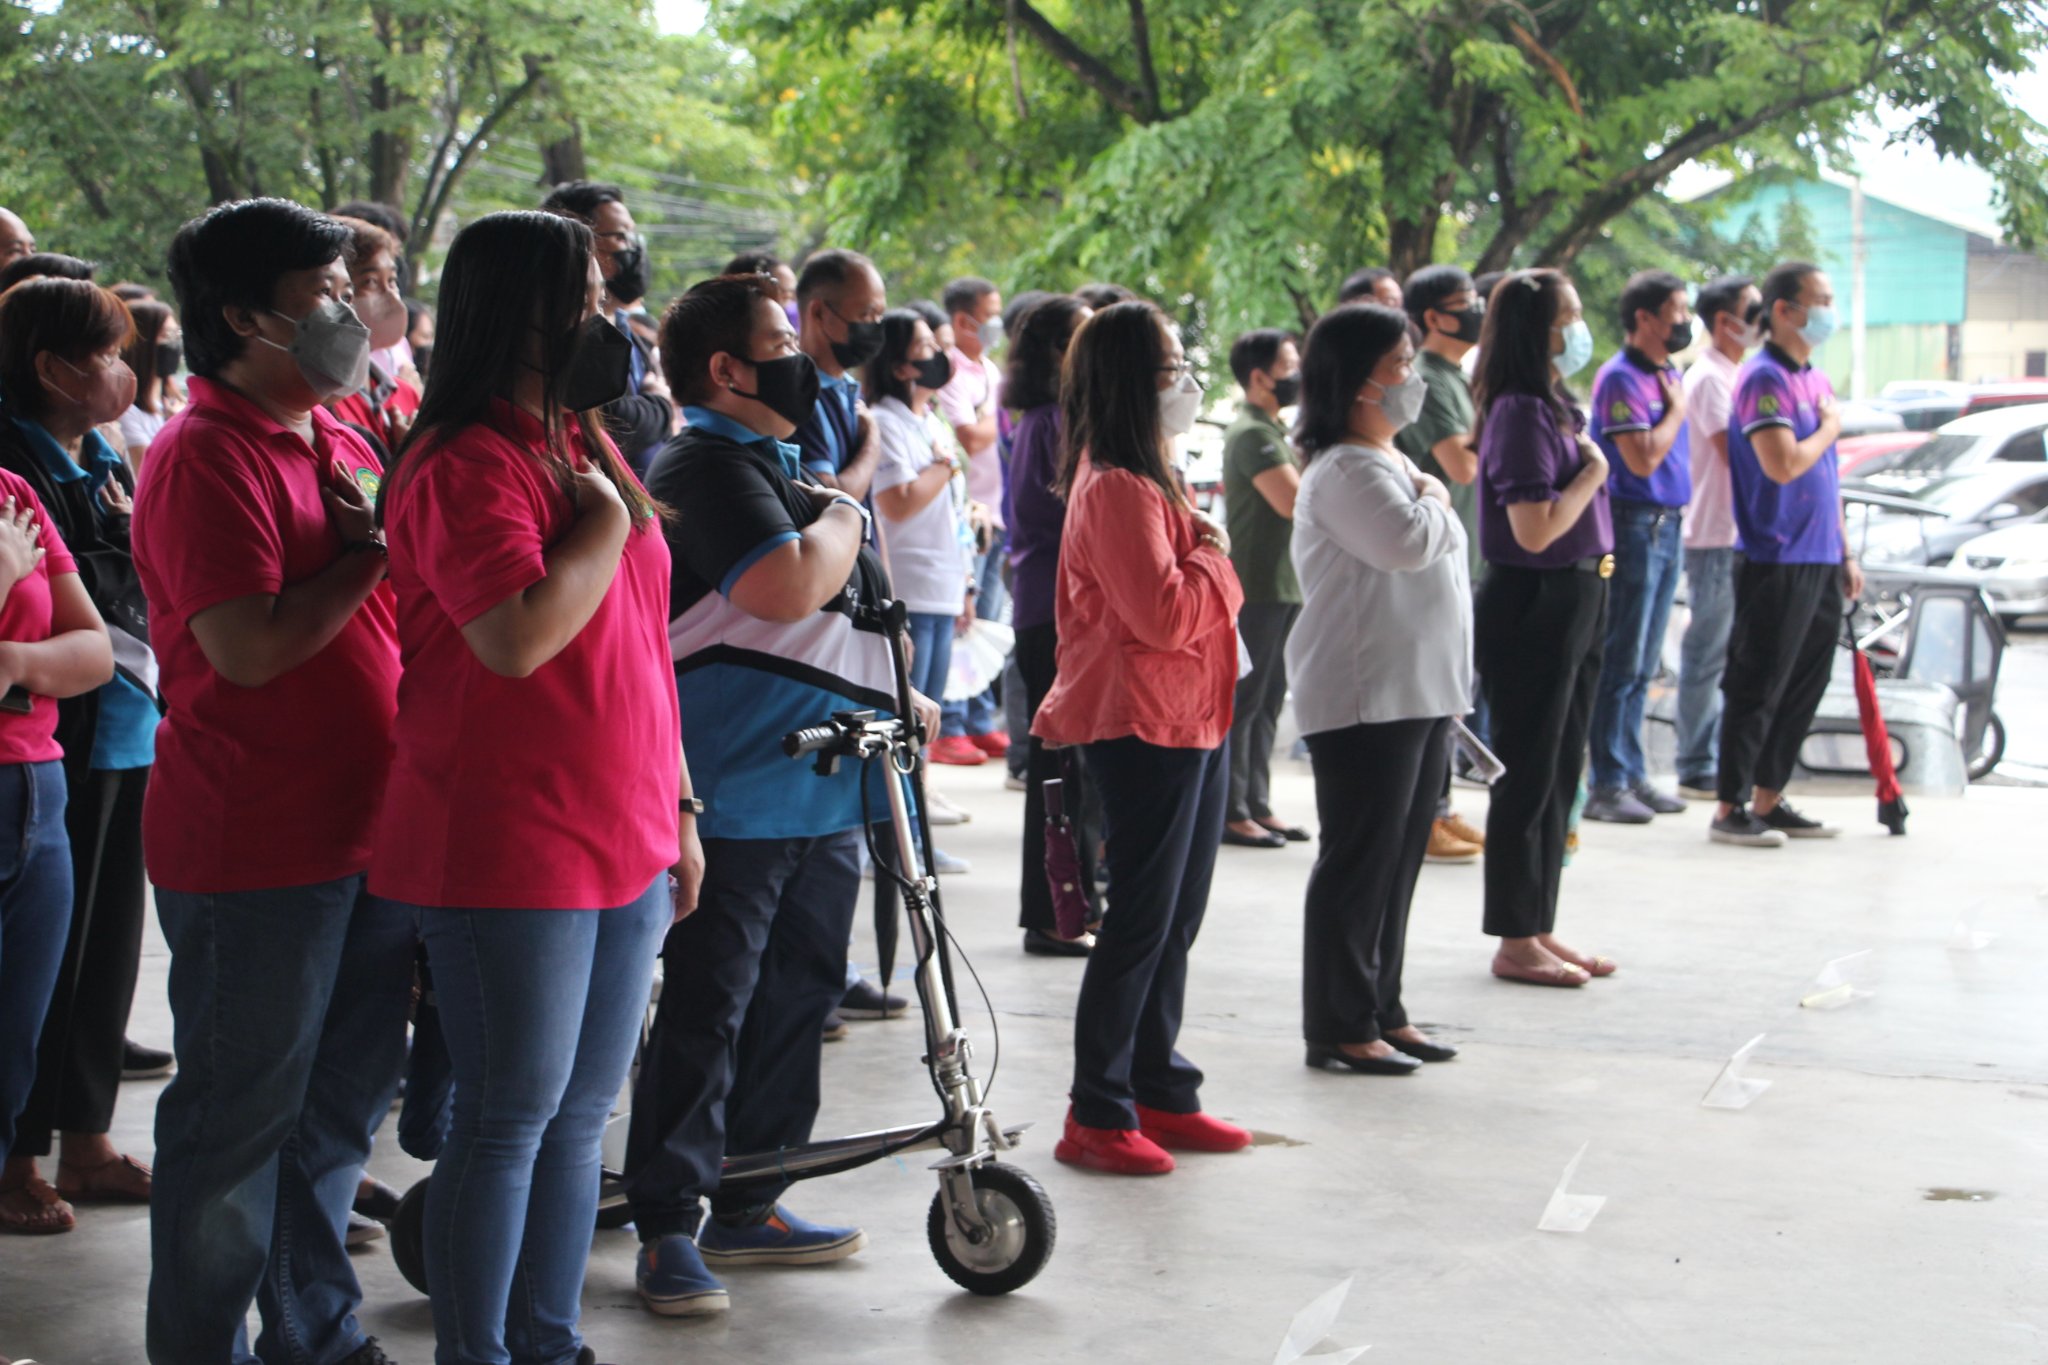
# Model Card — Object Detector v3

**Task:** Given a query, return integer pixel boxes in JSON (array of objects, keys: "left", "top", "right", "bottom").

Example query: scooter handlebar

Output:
[{"left": 783, "top": 724, "right": 841, "bottom": 758}]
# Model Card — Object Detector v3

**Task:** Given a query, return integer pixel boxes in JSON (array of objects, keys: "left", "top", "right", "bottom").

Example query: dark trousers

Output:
[
  {"left": 18, "top": 765, "right": 148, "bottom": 1155},
  {"left": 1070, "top": 737, "right": 1226, "bottom": 1129},
  {"left": 625, "top": 830, "right": 859, "bottom": 1238},
  {"left": 1717, "top": 560, "right": 1841, "bottom": 804},
  {"left": 1015, "top": 623, "right": 1101, "bottom": 935},
  {"left": 1476, "top": 566, "right": 1606, "bottom": 939},
  {"left": 1228, "top": 602, "right": 1299, "bottom": 823},
  {"left": 1303, "top": 718, "right": 1447, "bottom": 1045}
]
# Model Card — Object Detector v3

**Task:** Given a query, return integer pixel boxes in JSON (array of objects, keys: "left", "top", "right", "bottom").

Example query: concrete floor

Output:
[{"left": 4, "top": 752, "right": 2045, "bottom": 1364}]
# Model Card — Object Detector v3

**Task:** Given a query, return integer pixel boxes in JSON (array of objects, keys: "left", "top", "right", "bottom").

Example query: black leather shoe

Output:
[
  {"left": 121, "top": 1039, "right": 174, "bottom": 1080},
  {"left": 1023, "top": 928, "right": 1094, "bottom": 957},
  {"left": 1384, "top": 1035, "right": 1459, "bottom": 1063},
  {"left": 353, "top": 1175, "right": 404, "bottom": 1222},
  {"left": 1304, "top": 1044, "right": 1420, "bottom": 1075},
  {"left": 1222, "top": 826, "right": 1287, "bottom": 848},
  {"left": 1258, "top": 821, "right": 1312, "bottom": 842}
]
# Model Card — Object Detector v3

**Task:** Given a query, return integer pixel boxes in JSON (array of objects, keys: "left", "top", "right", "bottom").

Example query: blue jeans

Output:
[
  {"left": 942, "top": 547, "right": 1006, "bottom": 737},
  {"left": 1589, "top": 501, "right": 1684, "bottom": 791},
  {"left": 905, "top": 610, "right": 955, "bottom": 728},
  {"left": 0, "top": 761, "right": 72, "bottom": 1166},
  {"left": 1677, "top": 546, "right": 1738, "bottom": 786},
  {"left": 414, "top": 878, "right": 668, "bottom": 1365},
  {"left": 148, "top": 876, "right": 414, "bottom": 1365}
]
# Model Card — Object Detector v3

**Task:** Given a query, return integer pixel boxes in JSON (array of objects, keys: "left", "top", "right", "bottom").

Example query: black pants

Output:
[
  {"left": 1070, "top": 737, "right": 1226, "bottom": 1129},
  {"left": 17, "top": 765, "right": 149, "bottom": 1155},
  {"left": 1302, "top": 718, "right": 1447, "bottom": 1045},
  {"left": 624, "top": 829, "right": 859, "bottom": 1236},
  {"left": 1228, "top": 602, "right": 1299, "bottom": 823},
  {"left": 1015, "top": 623, "right": 1101, "bottom": 935},
  {"left": 1717, "top": 560, "right": 1840, "bottom": 804},
  {"left": 1476, "top": 566, "right": 1606, "bottom": 939}
]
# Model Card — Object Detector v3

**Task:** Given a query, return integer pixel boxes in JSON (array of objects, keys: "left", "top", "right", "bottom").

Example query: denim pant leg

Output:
[
  {"left": 0, "top": 761, "right": 74, "bottom": 1166},
  {"left": 1589, "top": 506, "right": 1657, "bottom": 791},
  {"left": 905, "top": 612, "right": 955, "bottom": 738},
  {"left": 147, "top": 877, "right": 366, "bottom": 1365},
  {"left": 256, "top": 892, "right": 415, "bottom": 1365},
  {"left": 944, "top": 552, "right": 1004, "bottom": 736},
  {"left": 419, "top": 879, "right": 666, "bottom": 1365},
  {"left": 1677, "top": 547, "right": 1737, "bottom": 785},
  {"left": 1630, "top": 518, "right": 1685, "bottom": 787}
]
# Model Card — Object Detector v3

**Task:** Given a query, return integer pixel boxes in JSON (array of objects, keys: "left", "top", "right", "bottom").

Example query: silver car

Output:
[{"left": 1946, "top": 522, "right": 2048, "bottom": 621}]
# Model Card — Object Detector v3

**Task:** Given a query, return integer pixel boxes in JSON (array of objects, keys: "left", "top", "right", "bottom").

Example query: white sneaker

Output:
[
  {"left": 1003, "top": 772, "right": 1029, "bottom": 792},
  {"left": 924, "top": 789, "right": 971, "bottom": 826},
  {"left": 931, "top": 847, "right": 972, "bottom": 875}
]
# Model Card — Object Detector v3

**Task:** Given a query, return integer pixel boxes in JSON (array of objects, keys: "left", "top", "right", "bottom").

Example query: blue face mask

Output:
[
  {"left": 1554, "top": 319, "right": 1594, "bottom": 379},
  {"left": 1797, "top": 303, "right": 1837, "bottom": 349}
]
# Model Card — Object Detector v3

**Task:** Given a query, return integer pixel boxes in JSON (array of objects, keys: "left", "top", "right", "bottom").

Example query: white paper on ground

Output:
[
  {"left": 1273, "top": 1278, "right": 1368, "bottom": 1365},
  {"left": 1799, "top": 949, "right": 1875, "bottom": 1010},
  {"left": 1537, "top": 1142, "right": 1607, "bottom": 1233},
  {"left": 1948, "top": 921, "right": 1997, "bottom": 952},
  {"left": 1701, "top": 1033, "right": 1773, "bottom": 1110}
]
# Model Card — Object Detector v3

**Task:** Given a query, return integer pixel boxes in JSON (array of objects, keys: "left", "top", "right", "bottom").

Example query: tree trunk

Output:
[{"left": 541, "top": 127, "right": 587, "bottom": 185}]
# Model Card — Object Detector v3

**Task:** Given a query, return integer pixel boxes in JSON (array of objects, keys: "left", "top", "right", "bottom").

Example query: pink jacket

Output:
[{"left": 1032, "top": 458, "right": 1244, "bottom": 750}]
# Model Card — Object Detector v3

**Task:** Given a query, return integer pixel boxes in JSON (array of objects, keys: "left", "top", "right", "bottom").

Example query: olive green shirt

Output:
[
  {"left": 1394, "top": 348, "right": 1482, "bottom": 582},
  {"left": 1221, "top": 402, "right": 1300, "bottom": 604}
]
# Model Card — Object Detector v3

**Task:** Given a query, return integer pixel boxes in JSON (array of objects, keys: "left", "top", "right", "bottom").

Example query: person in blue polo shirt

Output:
[
  {"left": 1583, "top": 270, "right": 1694, "bottom": 824},
  {"left": 1711, "top": 261, "right": 1861, "bottom": 847},
  {"left": 792, "top": 248, "right": 886, "bottom": 500},
  {"left": 625, "top": 272, "right": 943, "bottom": 1316}
]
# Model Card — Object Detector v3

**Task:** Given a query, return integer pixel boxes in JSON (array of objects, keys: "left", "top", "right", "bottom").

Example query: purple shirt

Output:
[
  {"left": 1592, "top": 348, "right": 1691, "bottom": 508},
  {"left": 1728, "top": 344, "right": 1842, "bottom": 564},
  {"left": 1005, "top": 404, "right": 1067, "bottom": 630},
  {"left": 1478, "top": 393, "right": 1614, "bottom": 569}
]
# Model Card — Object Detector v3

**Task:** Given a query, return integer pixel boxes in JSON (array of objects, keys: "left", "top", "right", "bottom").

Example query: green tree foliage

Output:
[
  {"left": 0, "top": 0, "right": 785, "bottom": 288},
  {"left": 724, "top": 0, "right": 2048, "bottom": 342}
]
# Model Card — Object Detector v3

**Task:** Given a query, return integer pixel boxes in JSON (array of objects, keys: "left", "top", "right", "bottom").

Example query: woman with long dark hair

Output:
[
  {"left": 114, "top": 298, "right": 179, "bottom": 467},
  {"left": 374, "top": 210, "right": 699, "bottom": 1365},
  {"left": 1034, "top": 300, "right": 1249, "bottom": 1175},
  {"left": 1004, "top": 294, "right": 1099, "bottom": 956},
  {"left": 1472, "top": 269, "right": 1615, "bottom": 988},
  {"left": 1288, "top": 303, "right": 1469, "bottom": 1074}
]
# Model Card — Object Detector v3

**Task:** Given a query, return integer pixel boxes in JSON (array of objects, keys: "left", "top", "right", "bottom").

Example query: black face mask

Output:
[
  {"left": 1270, "top": 374, "right": 1301, "bottom": 408},
  {"left": 608, "top": 242, "right": 650, "bottom": 306},
  {"left": 1665, "top": 317, "right": 1695, "bottom": 353},
  {"left": 734, "top": 351, "right": 821, "bottom": 429},
  {"left": 412, "top": 344, "right": 432, "bottom": 382},
  {"left": 914, "top": 352, "right": 954, "bottom": 391},
  {"left": 155, "top": 341, "right": 183, "bottom": 378},
  {"left": 829, "top": 315, "right": 885, "bottom": 370},
  {"left": 561, "top": 315, "right": 635, "bottom": 412},
  {"left": 1450, "top": 306, "right": 1485, "bottom": 344}
]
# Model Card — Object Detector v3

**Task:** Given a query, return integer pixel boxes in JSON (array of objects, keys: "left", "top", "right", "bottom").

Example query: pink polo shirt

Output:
[
  {"left": 936, "top": 347, "right": 1006, "bottom": 530},
  {"left": 1682, "top": 346, "right": 1741, "bottom": 550}
]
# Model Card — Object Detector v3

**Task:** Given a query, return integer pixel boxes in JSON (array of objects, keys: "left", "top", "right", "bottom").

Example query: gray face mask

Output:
[
  {"left": 259, "top": 299, "right": 372, "bottom": 401},
  {"left": 978, "top": 316, "right": 1006, "bottom": 351},
  {"left": 1366, "top": 371, "right": 1428, "bottom": 430}
]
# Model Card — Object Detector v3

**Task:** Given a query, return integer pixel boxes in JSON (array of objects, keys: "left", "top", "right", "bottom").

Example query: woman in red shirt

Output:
[
  {"left": 1033, "top": 301, "right": 1251, "bottom": 1175},
  {"left": 375, "top": 211, "right": 700, "bottom": 1365}
]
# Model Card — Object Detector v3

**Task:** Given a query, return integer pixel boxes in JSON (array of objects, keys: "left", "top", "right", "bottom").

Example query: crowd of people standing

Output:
[{"left": 0, "top": 184, "right": 1862, "bottom": 1365}]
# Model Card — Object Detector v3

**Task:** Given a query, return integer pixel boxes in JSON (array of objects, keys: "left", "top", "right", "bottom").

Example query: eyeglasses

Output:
[{"left": 1158, "top": 361, "right": 1193, "bottom": 381}]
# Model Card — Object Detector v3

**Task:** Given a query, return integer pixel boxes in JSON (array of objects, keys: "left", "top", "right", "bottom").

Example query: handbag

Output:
[{"left": 1042, "top": 757, "right": 1092, "bottom": 940}]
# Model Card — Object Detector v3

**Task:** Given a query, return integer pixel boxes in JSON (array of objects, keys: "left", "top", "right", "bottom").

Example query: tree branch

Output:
[
  {"left": 1126, "top": 0, "right": 1161, "bottom": 120},
  {"left": 415, "top": 57, "right": 547, "bottom": 258},
  {"left": 1008, "top": 0, "right": 1155, "bottom": 122}
]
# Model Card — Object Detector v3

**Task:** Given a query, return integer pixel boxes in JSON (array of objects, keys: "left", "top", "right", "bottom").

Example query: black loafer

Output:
[
  {"left": 1385, "top": 1035, "right": 1458, "bottom": 1063},
  {"left": 1259, "top": 822, "right": 1312, "bottom": 842},
  {"left": 1023, "top": 928, "right": 1094, "bottom": 957},
  {"left": 1222, "top": 827, "right": 1287, "bottom": 849},
  {"left": 1304, "top": 1044, "right": 1420, "bottom": 1075},
  {"left": 353, "top": 1176, "right": 404, "bottom": 1222}
]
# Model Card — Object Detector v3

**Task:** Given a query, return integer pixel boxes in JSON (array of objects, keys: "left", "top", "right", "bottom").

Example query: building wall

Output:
[
  {"left": 1963, "top": 239, "right": 2048, "bottom": 380},
  {"left": 1717, "top": 180, "right": 1969, "bottom": 327}
]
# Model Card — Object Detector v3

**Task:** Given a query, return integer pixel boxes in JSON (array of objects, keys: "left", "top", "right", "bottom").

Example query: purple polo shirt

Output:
[
  {"left": 1479, "top": 393, "right": 1613, "bottom": 569},
  {"left": 1004, "top": 404, "right": 1066, "bottom": 630},
  {"left": 1591, "top": 348, "right": 1691, "bottom": 507},
  {"left": 1728, "top": 343, "right": 1842, "bottom": 564}
]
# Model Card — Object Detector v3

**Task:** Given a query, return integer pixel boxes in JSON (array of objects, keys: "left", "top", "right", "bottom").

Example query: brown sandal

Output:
[
  {"left": 55, "top": 1153, "right": 152, "bottom": 1204},
  {"left": 0, "top": 1176, "right": 77, "bottom": 1233},
  {"left": 1490, "top": 956, "right": 1590, "bottom": 988}
]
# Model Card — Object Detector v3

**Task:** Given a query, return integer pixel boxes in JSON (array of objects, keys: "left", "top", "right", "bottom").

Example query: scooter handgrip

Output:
[{"left": 784, "top": 724, "right": 839, "bottom": 758}]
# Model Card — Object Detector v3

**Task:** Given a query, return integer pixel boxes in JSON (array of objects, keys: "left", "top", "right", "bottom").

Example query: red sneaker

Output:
[
  {"left": 1053, "top": 1111, "right": 1175, "bottom": 1175},
  {"left": 928, "top": 735, "right": 988, "bottom": 766},
  {"left": 968, "top": 730, "right": 1011, "bottom": 758},
  {"left": 1135, "top": 1105, "right": 1253, "bottom": 1153}
]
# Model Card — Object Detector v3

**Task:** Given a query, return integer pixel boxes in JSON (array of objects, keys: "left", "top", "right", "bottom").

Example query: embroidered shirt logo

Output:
[{"left": 354, "top": 467, "right": 381, "bottom": 497}]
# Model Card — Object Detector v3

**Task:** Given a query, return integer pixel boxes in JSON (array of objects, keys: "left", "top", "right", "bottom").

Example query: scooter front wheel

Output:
[
  {"left": 389, "top": 1177, "right": 431, "bottom": 1295},
  {"left": 926, "top": 1162, "right": 1056, "bottom": 1295}
]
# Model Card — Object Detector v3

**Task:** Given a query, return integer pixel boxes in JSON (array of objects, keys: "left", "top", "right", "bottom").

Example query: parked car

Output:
[
  {"left": 1845, "top": 463, "right": 2048, "bottom": 566},
  {"left": 1839, "top": 431, "right": 1929, "bottom": 475},
  {"left": 1852, "top": 406, "right": 2048, "bottom": 479},
  {"left": 1835, "top": 400, "right": 1905, "bottom": 437},
  {"left": 1945, "top": 522, "right": 2048, "bottom": 622},
  {"left": 1956, "top": 380, "right": 2048, "bottom": 416}
]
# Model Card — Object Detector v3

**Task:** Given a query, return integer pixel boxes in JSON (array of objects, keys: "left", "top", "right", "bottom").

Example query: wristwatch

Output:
[
  {"left": 829, "top": 495, "right": 872, "bottom": 531},
  {"left": 679, "top": 796, "right": 706, "bottom": 816}
]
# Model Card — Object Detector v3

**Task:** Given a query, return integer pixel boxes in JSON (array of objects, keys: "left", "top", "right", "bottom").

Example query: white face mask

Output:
[
  {"left": 1365, "top": 371, "right": 1428, "bottom": 430},
  {"left": 1158, "top": 370, "right": 1203, "bottom": 437}
]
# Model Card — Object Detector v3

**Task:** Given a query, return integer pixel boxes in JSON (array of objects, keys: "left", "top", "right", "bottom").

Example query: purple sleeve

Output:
[
  {"left": 1737, "top": 364, "right": 1795, "bottom": 435},
  {"left": 1595, "top": 365, "right": 1654, "bottom": 436},
  {"left": 1483, "top": 394, "right": 1567, "bottom": 506}
]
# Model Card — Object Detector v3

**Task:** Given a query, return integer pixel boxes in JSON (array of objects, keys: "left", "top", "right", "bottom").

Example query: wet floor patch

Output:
[
  {"left": 1921, "top": 1188, "right": 1997, "bottom": 1202},
  {"left": 1249, "top": 1130, "right": 1309, "bottom": 1148}
]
